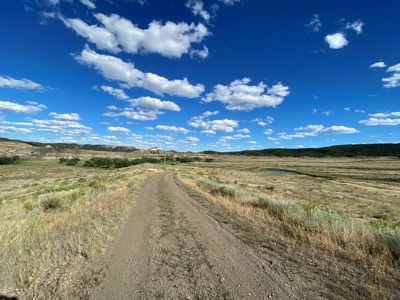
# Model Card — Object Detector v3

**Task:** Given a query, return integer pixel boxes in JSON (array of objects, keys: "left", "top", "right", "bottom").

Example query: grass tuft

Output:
[{"left": 41, "top": 196, "right": 63, "bottom": 211}]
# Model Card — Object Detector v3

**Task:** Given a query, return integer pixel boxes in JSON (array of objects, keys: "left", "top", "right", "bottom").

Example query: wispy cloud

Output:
[
  {"left": 345, "top": 20, "right": 364, "bottom": 34},
  {"left": 306, "top": 14, "right": 322, "bottom": 32},
  {"left": 369, "top": 62, "right": 386, "bottom": 68},
  {"left": 359, "top": 111, "right": 400, "bottom": 126},
  {"left": 0, "top": 76, "right": 44, "bottom": 90}
]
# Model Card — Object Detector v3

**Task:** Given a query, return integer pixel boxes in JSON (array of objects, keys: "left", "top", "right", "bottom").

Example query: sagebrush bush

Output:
[{"left": 41, "top": 197, "right": 63, "bottom": 211}]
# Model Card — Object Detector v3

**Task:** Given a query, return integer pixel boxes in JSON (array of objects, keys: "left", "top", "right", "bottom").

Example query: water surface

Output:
[{"left": 262, "top": 169, "right": 297, "bottom": 175}]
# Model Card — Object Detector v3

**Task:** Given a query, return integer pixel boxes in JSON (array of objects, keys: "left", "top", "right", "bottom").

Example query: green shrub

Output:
[
  {"left": 175, "top": 157, "right": 203, "bottom": 163},
  {"left": 83, "top": 156, "right": 163, "bottom": 168},
  {"left": 266, "top": 186, "right": 275, "bottom": 191},
  {"left": 83, "top": 160, "right": 95, "bottom": 167},
  {"left": 88, "top": 180, "right": 107, "bottom": 191},
  {"left": 59, "top": 158, "right": 68, "bottom": 164},
  {"left": 371, "top": 214, "right": 394, "bottom": 229},
  {"left": 23, "top": 202, "right": 36, "bottom": 213},
  {"left": 374, "top": 227, "right": 400, "bottom": 257},
  {"left": 0, "top": 157, "right": 15, "bottom": 165}
]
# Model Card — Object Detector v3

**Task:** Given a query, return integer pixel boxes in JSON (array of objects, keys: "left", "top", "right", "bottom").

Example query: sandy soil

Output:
[{"left": 88, "top": 172, "right": 325, "bottom": 299}]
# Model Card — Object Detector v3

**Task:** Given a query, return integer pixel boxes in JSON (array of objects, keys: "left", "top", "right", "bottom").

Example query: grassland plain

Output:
[
  {"left": 1, "top": 155, "right": 400, "bottom": 298},
  {"left": 169, "top": 156, "right": 400, "bottom": 299},
  {"left": 0, "top": 159, "right": 160, "bottom": 298}
]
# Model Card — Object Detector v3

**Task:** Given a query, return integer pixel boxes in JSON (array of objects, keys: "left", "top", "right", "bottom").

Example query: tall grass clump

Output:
[
  {"left": 41, "top": 196, "right": 63, "bottom": 211},
  {"left": 374, "top": 226, "right": 400, "bottom": 258},
  {"left": 0, "top": 167, "right": 148, "bottom": 294},
  {"left": 181, "top": 172, "right": 398, "bottom": 264}
]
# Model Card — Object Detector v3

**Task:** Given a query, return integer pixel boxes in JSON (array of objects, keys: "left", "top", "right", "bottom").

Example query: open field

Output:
[
  {"left": 185, "top": 156, "right": 400, "bottom": 223},
  {"left": 171, "top": 156, "right": 400, "bottom": 298},
  {"left": 1, "top": 155, "right": 399, "bottom": 298}
]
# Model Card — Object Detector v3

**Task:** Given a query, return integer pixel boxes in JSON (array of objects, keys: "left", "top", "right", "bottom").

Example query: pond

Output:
[{"left": 261, "top": 169, "right": 298, "bottom": 175}]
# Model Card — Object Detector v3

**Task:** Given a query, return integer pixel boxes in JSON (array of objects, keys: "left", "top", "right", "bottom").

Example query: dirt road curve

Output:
[{"left": 90, "top": 172, "right": 321, "bottom": 299}]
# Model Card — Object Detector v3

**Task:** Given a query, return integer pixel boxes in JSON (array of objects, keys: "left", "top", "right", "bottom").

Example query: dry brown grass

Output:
[
  {"left": 179, "top": 173, "right": 394, "bottom": 266},
  {"left": 0, "top": 160, "right": 154, "bottom": 295},
  {"left": 182, "top": 156, "right": 400, "bottom": 223},
  {"left": 174, "top": 157, "right": 400, "bottom": 299}
]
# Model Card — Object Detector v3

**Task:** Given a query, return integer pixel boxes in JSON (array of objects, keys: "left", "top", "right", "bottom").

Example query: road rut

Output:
[{"left": 90, "top": 172, "right": 321, "bottom": 299}]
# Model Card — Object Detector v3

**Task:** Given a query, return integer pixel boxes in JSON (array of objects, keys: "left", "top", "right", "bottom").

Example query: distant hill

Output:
[
  {"left": 0, "top": 137, "right": 138, "bottom": 153},
  {"left": 202, "top": 143, "right": 400, "bottom": 158},
  {"left": 2, "top": 137, "right": 399, "bottom": 158}
]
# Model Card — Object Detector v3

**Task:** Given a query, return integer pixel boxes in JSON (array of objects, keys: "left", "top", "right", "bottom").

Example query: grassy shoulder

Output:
[
  {"left": 0, "top": 161, "right": 151, "bottom": 295},
  {"left": 175, "top": 171, "right": 400, "bottom": 299}
]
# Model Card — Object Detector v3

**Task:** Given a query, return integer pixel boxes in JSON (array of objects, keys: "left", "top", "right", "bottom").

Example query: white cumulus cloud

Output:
[
  {"left": 253, "top": 116, "right": 274, "bottom": 126},
  {"left": 221, "top": 134, "right": 250, "bottom": 140},
  {"left": 0, "top": 100, "right": 47, "bottom": 114},
  {"left": 201, "top": 129, "right": 216, "bottom": 134},
  {"left": 383, "top": 63, "right": 400, "bottom": 88},
  {"left": 49, "top": 112, "right": 80, "bottom": 121},
  {"left": 387, "top": 63, "right": 400, "bottom": 73},
  {"left": 0, "top": 118, "right": 92, "bottom": 136},
  {"left": 324, "top": 33, "right": 349, "bottom": 49},
  {"left": 359, "top": 118, "right": 400, "bottom": 126},
  {"left": 369, "top": 62, "right": 386, "bottom": 68},
  {"left": 263, "top": 129, "right": 273, "bottom": 135},
  {"left": 188, "top": 111, "right": 239, "bottom": 133},
  {"left": 180, "top": 136, "right": 199, "bottom": 145},
  {"left": 104, "top": 108, "right": 162, "bottom": 121},
  {"left": 74, "top": 46, "right": 205, "bottom": 98},
  {"left": 156, "top": 125, "right": 189, "bottom": 134},
  {"left": 359, "top": 111, "right": 400, "bottom": 126},
  {"left": 63, "top": 13, "right": 210, "bottom": 58},
  {"left": 129, "top": 97, "right": 181, "bottom": 111},
  {"left": 237, "top": 128, "right": 250, "bottom": 133},
  {"left": 269, "top": 124, "right": 359, "bottom": 140},
  {"left": 108, "top": 126, "right": 131, "bottom": 135},
  {"left": 0, "top": 76, "right": 44, "bottom": 90},
  {"left": 204, "top": 78, "right": 290, "bottom": 111},
  {"left": 61, "top": 17, "right": 120, "bottom": 53},
  {"left": 0, "top": 126, "right": 32, "bottom": 134},
  {"left": 320, "top": 126, "right": 359, "bottom": 134}
]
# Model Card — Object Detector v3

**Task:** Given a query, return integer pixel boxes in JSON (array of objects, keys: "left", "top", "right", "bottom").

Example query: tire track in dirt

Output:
[
  {"left": 90, "top": 172, "right": 160, "bottom": 299},
  {"left": 90, "top": 172, "right": 322, "bottom": 299}
]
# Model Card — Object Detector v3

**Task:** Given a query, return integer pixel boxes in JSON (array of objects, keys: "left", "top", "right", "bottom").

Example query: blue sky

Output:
[{"left": 0, "top": 0, "right": 399, "bottom": 152}]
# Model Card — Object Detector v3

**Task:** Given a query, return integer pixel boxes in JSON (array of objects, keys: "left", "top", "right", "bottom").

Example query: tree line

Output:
[
  {"left": 59, "top": 156, "right": 212, "bottom": 168},
  {"left": 202, "top": 143, "right": 400, "bottom": 158}
]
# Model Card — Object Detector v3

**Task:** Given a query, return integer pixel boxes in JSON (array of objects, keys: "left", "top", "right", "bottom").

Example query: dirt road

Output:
[{"left": 90, "top": 172, "right": 322, "bottom": 299}]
